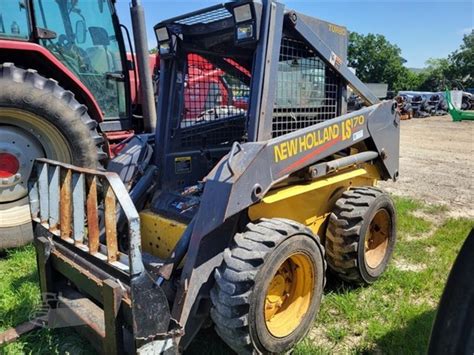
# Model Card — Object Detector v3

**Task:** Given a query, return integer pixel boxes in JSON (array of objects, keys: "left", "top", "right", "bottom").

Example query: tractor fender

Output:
[{"left": 0, "top": 40, "right": 103, "bottom": 122}]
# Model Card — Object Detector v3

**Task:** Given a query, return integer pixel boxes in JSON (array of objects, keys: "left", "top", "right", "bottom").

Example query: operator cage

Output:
[{"left": 154, "top": 1, "right": 348, "bottom": 188}]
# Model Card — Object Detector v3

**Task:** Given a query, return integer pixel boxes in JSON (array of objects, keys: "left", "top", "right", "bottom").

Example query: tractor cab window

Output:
[
  {"left": 33, "top": 0, "right": 126, "bottom": 119},
  {"left": 0, "top": 1, "right": 30, "bottom": 39}
]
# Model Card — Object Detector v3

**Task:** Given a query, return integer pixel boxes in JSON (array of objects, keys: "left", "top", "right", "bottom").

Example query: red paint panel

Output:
[
  {"left": 128, "top": 52, "right": 159, "bottom": 106},
  {"left": 0, "top": 40, "right": 103, "bottom": 122}
]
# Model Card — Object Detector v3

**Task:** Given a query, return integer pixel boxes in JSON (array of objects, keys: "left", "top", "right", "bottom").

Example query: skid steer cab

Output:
[{"left": 29, "top": 1, "right": 400, "bottom": 353}]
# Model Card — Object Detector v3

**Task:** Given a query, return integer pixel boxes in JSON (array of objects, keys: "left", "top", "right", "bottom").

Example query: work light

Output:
[
  {"left": 233, "top": 4, "right": 253, "bottom": 23},
  {"left": 232, "top": 2, "right": 257, "bottom": 44},
  {"left": 236, "top": 23, "right": 253, "bottom": 41},
  {"left": 155, "top": 26, "right": 174, "bottom": 57},
  {"left": 155, "top": 27, "right": 169, "bottom": 42},
  {"left": 159, "top": 42, "right": 171, "bottom": 56}
]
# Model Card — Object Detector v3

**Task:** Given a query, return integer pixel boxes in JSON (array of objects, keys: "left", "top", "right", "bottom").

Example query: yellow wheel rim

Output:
[
  {"left": 364, "top": 209, "right": 390, "bottom": 269},
  {"left": 264, "top": 253, "right": 314, "bottom": 338}
]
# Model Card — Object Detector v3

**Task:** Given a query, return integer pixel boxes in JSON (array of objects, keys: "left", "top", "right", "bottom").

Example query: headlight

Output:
[
  {"left": 232, "top": 2, "right": 257, "bottom": 45},
  {"left": 159, "top": 42, "right": 171, "bottom": 56},
  {"left": 236, "top": 23, "right": 254, "bottom": 41},
  {"left": 154, "top": 25, "right": 175, "bottom": 58}
]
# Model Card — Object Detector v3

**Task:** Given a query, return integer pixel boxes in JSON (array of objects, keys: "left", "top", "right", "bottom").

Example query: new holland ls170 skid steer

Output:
[{"left": 28, "top": 1, "right": 400, "bottom": 353}]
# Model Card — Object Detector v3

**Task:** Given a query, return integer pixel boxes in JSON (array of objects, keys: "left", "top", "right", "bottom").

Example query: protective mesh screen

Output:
[
  {"left": 272, "top": 37, "right": 339, "bottom": 138},
  {"left": 180, "top": 54, "right": 250, "bottom": 147}
]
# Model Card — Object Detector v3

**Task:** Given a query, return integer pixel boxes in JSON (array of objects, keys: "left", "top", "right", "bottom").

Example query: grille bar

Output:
[{"left": 29, "top": 158, "right": 144, "bottom": 275}]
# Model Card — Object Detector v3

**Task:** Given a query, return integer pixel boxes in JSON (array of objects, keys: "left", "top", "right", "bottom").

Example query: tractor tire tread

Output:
[
  {"left": 210, "top": 218, "right": 325, "bottom": 354},
  {"left": 326, "top": 187, "right": 385, "bottom": 283},
  {"left": 0, "top": 63, "right": 107, "bottom": 165}
]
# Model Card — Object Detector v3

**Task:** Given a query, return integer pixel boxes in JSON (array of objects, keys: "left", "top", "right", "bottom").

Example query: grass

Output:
[{"left": 0, "top": 197, "right": 472, "bottom": 354}]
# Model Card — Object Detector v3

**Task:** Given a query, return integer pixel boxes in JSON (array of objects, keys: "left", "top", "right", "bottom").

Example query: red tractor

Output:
[
  {"left": 183, "top": 54, "right": 249, "bottom": 125},
  {"left": 0, "top": 0, "right": 158, "bottom": 248}
]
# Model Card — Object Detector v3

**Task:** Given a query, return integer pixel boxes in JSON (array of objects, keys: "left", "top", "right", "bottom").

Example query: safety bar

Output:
[{"left": 29, "top": 158, "right": 144, "bottom": 276}]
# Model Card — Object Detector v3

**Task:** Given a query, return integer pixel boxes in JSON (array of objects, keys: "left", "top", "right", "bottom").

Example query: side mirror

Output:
[
  {"left": 75, "top": 20, "right": 86, "bottom": 44},
  {"left": 89, "top": 26, "right": 110, "bottom": 46}
]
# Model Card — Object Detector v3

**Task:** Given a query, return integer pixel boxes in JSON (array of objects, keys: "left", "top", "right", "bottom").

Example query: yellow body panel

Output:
[
  {"left": 249, "top": 165, "right": 379, "bottom": 239},
  {"left": 140, "top": 210, "right": 187, "bottom": 259}
]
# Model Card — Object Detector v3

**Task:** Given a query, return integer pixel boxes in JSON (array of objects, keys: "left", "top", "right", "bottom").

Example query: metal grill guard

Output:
[
  {"left": 29, "top": 158, "right": 174, "bottom": 353},
  {"left": 29, "top": 158, "right": 144, "bottom": 276},
  {"left": 174, "top": 6, "right": 232, "bottom": 25},
  {"left": 272, "top": 37, "right": 339, "bottom": 137},
  {"left": 179, "top": 54, "right": 250, "bottom": 147}
]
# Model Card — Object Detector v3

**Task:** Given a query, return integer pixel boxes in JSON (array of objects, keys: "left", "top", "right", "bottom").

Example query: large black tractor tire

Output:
[
  {"left": 461, "top": 97, "right": 470, "bottom": 111},
  {"left": 210, "top": 218, "right": 326, "bottom": 354},
  {"left": 325, "top": 187, "right": 396, "bottom": 284},
  {"left": 0, "top": 63, "right": 106, "bottom": 249},
  {"left": 428, "top": 230, "right": 474, "bottom": 354}
]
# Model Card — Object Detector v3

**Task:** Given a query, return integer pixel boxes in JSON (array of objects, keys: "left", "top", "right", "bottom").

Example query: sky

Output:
[{"left": 116, "top": 0, "right": 473, "bottom": 68}]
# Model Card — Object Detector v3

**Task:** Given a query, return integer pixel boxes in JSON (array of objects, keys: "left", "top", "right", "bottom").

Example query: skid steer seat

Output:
[{"left": 107, "top": 135, "right": 153, "bottom": 189}]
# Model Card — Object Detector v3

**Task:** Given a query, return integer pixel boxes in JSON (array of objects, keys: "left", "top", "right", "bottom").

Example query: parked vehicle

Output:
[
  {"left": 29, "top": 1, "right": 400, "bottom": 353},
  {"left": 428, "top": 94, "right": 448, "bottom": 116},
  {"left": 395, "top": 94, "right": 412, "bottom": 120},
  {"left": 461, "top": 92, "right": 474, "bottom": 110},
  {"left": 0, "top": 0, "right": 157, "bottom": 248},
  {"left": 0, "top": 0, "right": 232, "bottom": 249}
]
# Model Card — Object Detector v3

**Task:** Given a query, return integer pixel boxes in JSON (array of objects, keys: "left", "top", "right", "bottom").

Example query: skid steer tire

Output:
[
  {"left": 326, "top": 187, "right": 396, "bottom": 284},
  {"left": 210, "top": 218, "right": 325, "bottom": 354},
  {"left": 0, "top": 63, "right": 106, "bottom": 248}
]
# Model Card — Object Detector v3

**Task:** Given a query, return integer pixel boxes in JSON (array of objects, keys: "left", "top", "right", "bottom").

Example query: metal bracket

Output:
[
  {"left": 227, "top": 141, "right": 243, "bottom": 176},
  {"left": 34, "top": 27, "right": 57, "bottom": 40}
]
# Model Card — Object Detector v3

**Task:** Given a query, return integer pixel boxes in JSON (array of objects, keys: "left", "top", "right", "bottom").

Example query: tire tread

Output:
[
  {"left": 210, "top": 218, "right": 325, "bottom": 354},
  {"left": 326, "top": 187, "right": 386, "bottom": 284}
]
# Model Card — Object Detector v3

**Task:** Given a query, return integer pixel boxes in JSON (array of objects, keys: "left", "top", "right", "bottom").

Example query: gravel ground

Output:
[{"left": 380, "top": 115, "right": 473, "bottom": 218}]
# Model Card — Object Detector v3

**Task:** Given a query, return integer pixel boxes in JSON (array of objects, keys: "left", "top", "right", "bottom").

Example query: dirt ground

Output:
[{"left": 380, "top": 115, "right": 473, "bottom": 218}]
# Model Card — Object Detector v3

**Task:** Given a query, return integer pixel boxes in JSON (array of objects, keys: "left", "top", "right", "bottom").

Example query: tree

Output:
[
  {"left": 396, "top": 69, "right": 426, "bottom": 91},
  {"left": 348, "top": 30, "right": 473, "bottom": 93},
  {"left": 348, "top": 32, "right": 409, "bottom": 91},
  {"left": 449, "top": 30, "right": 474, "bottom": 88},
  {"left": 418, "top": 58, "right": 455, "bottom": 91},
  {"left": 416, "top": 31, "right": 473, "bottom": 91}
]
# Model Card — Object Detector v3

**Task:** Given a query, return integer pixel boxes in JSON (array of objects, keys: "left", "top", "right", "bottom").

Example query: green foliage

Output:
[
  {"left": 396, "top": 69, "right": 426, "bottom": 92},
  {"left": 449, "top": 30, "right": 474, "bottom": 88},
  {"left": 348, "top": 30, "right": 474, "bottom": 92},
  {"left": 418, "top": 58, "right": 455, "bottom": 92},
  {"left": 348, "top": 32, "right": 408, "bottom": 91}
]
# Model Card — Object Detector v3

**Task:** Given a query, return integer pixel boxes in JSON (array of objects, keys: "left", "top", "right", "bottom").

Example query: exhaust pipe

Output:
[{"left": 130, "top": 0, "right": 157, "bottom": 132}]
